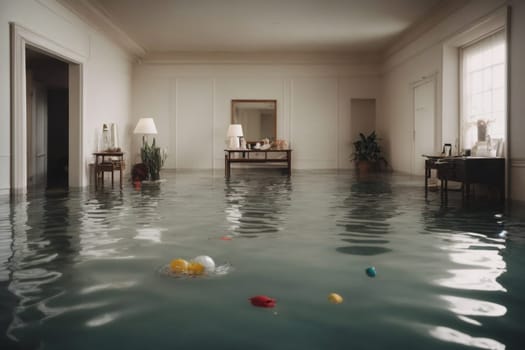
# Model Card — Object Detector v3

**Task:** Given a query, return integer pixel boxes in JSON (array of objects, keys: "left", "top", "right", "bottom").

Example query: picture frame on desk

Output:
[{"left": 442, "top": 143, "right": 452, "bottom": 156}]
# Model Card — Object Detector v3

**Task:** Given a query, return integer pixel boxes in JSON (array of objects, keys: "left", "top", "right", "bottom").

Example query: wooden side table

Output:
[{"left": 93, "top": 151, "right": 124, "bottom": 190}]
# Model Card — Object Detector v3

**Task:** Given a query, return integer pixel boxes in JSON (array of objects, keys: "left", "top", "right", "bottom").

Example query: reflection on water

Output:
[
  {"left": 224, "top": 172, "right": 291, "bottom": 237},
  {"left": 5, "top": 190, "right": 84, "bottom": 348},
  {"left": 428, "top": 326, "right": 505, "bottom": 350},
  {"left": 0, "top": 171, "right": 524, "bottom": 350},
  {"left": 335, "top": 176, "right": 396, "bottom": 256},
  {"left": 422, "top": 204, "right": 512, "bottom": 349}
]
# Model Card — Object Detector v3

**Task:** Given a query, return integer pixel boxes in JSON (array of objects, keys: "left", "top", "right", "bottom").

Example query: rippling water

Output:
[{"left": 1, "top": 170, "right": 524, "bottom": 350}]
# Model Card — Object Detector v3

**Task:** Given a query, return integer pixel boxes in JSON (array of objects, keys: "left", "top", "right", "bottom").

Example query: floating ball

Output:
[
  {"left": 328, "top": 293, "right": 343, "bottom": 304},
  {"left": 365, "top": 266, "right": 377, "bottom": 278},
  {"left": 249, "top": 295, "right": 276, "bottom": 308},
  {"left": 187, "top": 262, "right": 205, "bottom": 275},
  {"left": 169, "top": 258, "right": 189, "bottom": 274},
  {"left": 191, "top": 255, "right": 216, "bottom": 273}
]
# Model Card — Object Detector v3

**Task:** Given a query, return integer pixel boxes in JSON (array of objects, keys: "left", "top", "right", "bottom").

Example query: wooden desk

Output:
[
  {"left": 436, "top": 157, "right": 505, "bottom": 202},
  {"left": 224, "top": 149, "right": 292, "bottom": 178},
  {"left": 93, "top": 151, "right": 124, "bottom": 190},
  {"left": 423, "top": 155, "right": 447, "bottom": 197}
]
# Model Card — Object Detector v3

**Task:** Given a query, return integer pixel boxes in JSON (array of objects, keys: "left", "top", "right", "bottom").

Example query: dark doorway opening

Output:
[{"left": 25, "top": 47, "right": 69, "bottom": 189}]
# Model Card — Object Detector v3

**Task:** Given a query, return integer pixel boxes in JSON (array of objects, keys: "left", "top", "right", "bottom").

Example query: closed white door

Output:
[{"left": 413, "top": 79, "right": 435, "bottom": 175}]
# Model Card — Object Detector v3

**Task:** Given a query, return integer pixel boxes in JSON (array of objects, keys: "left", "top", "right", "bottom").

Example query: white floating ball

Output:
[{"left": 191, "top": 255, "right": 215, "bottom": 273}]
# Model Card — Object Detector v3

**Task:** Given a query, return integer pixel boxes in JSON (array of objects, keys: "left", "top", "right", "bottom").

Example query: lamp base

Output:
[{"left": 228, "top": 136, "right": 239, "bottom": 149}]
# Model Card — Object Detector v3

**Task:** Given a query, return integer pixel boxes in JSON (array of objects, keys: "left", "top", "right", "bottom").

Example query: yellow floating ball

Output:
[
  {"left": 187, "top": 262, "right": 205, "bottom": 275},
  {"left": 169, "top": 258, "right": 189, "bottom": 274},
  {"left": 328, "top": 293, "right": 343, "bottom": 304}
]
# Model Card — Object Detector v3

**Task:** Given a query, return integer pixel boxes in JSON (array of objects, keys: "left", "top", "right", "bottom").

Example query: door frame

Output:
[
  {"left": 411, "top": 73, "right": 438, "bottom": 175},
  {"left": 10, "top": 23, "right": 84, "bottom": 192}
]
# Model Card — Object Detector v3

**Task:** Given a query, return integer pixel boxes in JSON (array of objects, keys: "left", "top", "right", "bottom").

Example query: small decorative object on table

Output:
[{"left": 102, "top": 124, "right": 111, "bottom": 151}]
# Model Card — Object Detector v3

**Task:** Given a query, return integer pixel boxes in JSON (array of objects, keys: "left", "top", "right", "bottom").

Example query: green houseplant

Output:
[
  {"left": 352, "top": 131, "right": 386, "bottom": 173},
  {"left": 140, "top": 138, "right": 167, "bottom": 181}
]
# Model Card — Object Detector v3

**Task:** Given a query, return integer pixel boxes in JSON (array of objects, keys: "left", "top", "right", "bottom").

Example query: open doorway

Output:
[
  {"left": 11, "top": 23, "right": 83, "bottom": 193},
  {"left": 350, "top": 98, "right": 376, "bottom": 168},
  {"left": 25, "top": 47, "right": 69, "bottom": 189}
]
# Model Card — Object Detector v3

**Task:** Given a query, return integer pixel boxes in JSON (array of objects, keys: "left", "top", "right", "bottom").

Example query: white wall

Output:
[
  {"left": 380, "top": 45, "right": 442, "bottom": 173},
  {"left": 0, "top": 0, "right": 133, "bottom": 190},
  {"left": 378, "top": 0, "right": 525, "bottom": 201},
  {"left": 132, "top": 62, "right": 380, "bottom": 170},
  {"left": 508, "top": 0, "right": 525, "bottom": 201}
]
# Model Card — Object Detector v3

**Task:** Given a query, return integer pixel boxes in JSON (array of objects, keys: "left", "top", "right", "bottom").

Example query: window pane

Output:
[{"left": 461, "top": 30, "right": 506, "bottom": 152}]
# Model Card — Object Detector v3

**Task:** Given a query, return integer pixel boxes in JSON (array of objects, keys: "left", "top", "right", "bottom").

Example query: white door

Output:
[
  {"left": 27, "top": 81, "right": 48, "bottom": 187},
  {"left": 413, "top": 79, "right": 435, "bottom": 175}
]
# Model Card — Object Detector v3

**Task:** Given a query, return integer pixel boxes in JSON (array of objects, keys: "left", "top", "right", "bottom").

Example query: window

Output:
[{"left": 460, "top": 30, "right": 506, "bottom": 155}]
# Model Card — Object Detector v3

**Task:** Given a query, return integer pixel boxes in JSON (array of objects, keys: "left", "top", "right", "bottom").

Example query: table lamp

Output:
[
  {"left": 227, "top": 124, "right": 243, "bottom": 149},
  {"left": 134, "top": 117, "right": 158, "bottom": 146}
]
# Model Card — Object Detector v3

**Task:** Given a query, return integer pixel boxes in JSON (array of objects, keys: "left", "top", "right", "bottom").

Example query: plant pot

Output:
[
  {"left": 150, "top": 171, "right": 160, "bottom": 181},
  {"left": 357, "top": 160, "right": 371, "bottom": 174}
]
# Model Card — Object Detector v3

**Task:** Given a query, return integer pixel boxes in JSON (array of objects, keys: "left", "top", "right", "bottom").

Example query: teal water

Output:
[{"left": 1, "top": 170, "right": 524, "bottom": 350}]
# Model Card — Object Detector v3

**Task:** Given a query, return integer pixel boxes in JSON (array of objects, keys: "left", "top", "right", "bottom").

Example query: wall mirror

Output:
[{"left": 231, "top": 99, "right": 276, "bottom": 142}]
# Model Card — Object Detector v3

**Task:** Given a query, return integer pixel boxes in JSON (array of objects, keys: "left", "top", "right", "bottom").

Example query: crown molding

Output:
[
  {"left": 56, "top": 0, "right": 146, "bottom": 58},
  {"left": 139, "top": 51, "right": 382, "bottom": 66},
  {"left": 383, "top": 0, "right": 469, "bottom": 59}
]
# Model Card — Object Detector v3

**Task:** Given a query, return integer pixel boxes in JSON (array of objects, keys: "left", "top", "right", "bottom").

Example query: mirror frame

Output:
[{"left": 231, "top": 99, "right": 277, "bottom": 143}]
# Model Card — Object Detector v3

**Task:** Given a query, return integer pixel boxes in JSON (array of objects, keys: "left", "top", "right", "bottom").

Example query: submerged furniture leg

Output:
[
  {"left": 225, "top": 154, "right": 230, "bottom": 178},
  {"left": 425, "top": 159, "right": 430, "bottom": 197},
  {"left": 95, "top": 156, "right": 98, "bottom": 191},
  {"left": 287, "top": 150, "right": 291, "bottom": 176},
  {"left": 119, "top": 160, "right": 123, "bottom": 189}
]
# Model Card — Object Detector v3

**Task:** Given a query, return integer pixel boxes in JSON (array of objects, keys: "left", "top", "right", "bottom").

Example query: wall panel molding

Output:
[
  {"left": 510, "top": 158, "right": 525, "bottom": 167},
  {"left": 133, "top": 65, "right": 380, "bottom": 170}
]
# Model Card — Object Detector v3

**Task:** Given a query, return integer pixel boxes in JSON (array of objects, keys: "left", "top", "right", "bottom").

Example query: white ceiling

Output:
[{"left": 89, "top": 0, "right": 446, "bottom": 54}]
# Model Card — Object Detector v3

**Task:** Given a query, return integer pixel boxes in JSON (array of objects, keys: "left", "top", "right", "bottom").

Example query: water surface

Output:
[{"left": 1, "top": 170, "right": 524, "bottom": 350}]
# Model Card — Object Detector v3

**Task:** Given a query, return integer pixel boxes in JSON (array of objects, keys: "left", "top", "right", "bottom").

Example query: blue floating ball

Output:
[{"left": 366, "top": 266, "right": 377, "bottom": 278}]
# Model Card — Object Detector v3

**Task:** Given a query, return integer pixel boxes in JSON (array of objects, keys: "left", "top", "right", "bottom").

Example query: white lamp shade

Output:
[
  {"left": 227, "top": 124, "right": 243, "bottom": 137},
  {"left": 134, "top": 118, "right": 158, "bottom": 134}
]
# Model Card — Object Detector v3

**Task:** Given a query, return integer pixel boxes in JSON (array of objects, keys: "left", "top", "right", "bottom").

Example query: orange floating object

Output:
[
  {"left": 169, "top": 259, "right": 189, "bottom": 274},
  {"left": 187, "top": 262, "right": 205, "bottom": 275}
]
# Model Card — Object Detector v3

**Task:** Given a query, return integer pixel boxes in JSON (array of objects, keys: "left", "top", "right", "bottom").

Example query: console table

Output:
[
  {"left": 224, "top": 149, "right": 292, "bottom": 178},
  {"left": 434, "top": 157, "right": 505, "bottom": 202}
]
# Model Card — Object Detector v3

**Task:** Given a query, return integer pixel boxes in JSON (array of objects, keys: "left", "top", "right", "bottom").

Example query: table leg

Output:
[
  {"left": 425, "top": 165, "right": 429, "bottom": 197},
  {"left": 440, "top": 178, "right": 444, "bottom": 202},
  {"left": 95, "top": 157, "right": 98, "bottom": 191},
  {"left": 120, "top": 158, "right": 123, "bottom": 190},
  {"left": 287, "top": 151, "right": 291, "bottom": 176},
  {"left": 225, "top": 155, "right": 230, "bottom": 178}
]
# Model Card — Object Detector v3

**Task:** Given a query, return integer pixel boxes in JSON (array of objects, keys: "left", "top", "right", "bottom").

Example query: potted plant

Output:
[
  {"left": 140, "top": 138, "right": 167, "bottom": 181},
  {"left": 351, "top": 131, "right": 386, "bottom": 173}
]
